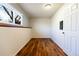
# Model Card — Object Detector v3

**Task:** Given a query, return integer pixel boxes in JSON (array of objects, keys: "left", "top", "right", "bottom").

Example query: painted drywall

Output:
[
  {"left": 0, "top": 3, "right": 32, "bottom": 56},
  {"left": 30, "top": 18, "right": 51, "bottom": 38},
  {"left": 51, "top": 3, "right": 79, "bottom": 56},
  {"left": 0, "top": 27, "right": 31, "bottom": 56}
]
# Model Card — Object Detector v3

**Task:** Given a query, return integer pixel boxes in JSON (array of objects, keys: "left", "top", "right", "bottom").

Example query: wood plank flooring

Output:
[{"left": 16, "top": 38, "right": 67, "bottom": 56}]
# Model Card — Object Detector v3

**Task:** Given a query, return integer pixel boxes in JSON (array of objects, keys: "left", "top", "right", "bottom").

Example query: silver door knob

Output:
[{"left": 62, "top": 32, "right": 64, "bottom": 34}]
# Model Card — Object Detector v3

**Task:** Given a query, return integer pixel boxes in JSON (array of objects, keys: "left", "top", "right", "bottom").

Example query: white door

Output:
[
  {"left": 64, "top": 15, "right": 72, "bottom": 55},
  {"left": 64, "top": 4, "right": 78, "bottom": 56},
  {"left": 76, "top": 4, "right": 79, "bottom": 55},
  {"left": 70, "top": 10, "right": 77, "bottom": 56}
]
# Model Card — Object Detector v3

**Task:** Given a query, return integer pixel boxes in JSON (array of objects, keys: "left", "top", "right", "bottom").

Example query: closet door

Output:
[
  {"left": 70, "top": 4, "right": 78, "bottom": 56},
  {"left": 64, "top": 15, "right": 72, "bottom": 55},
  {"left": 64, "top": 4, "right": 77, "bottom": 56},
  {"left": 70, "top": 10, "right": 77, "bottom": 56},
  {"left": 76, "top": 4, "right": 79, "bottom": 56},
  {"left": 63, "top": 4, "right": 72, "bottom": 55}
]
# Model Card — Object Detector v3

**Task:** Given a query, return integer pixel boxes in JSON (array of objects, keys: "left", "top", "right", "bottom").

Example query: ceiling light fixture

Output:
[{"left": 43, "top": 4, "right": 52, "bottom": 10}]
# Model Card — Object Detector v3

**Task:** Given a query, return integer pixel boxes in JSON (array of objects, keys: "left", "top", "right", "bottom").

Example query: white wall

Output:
[
  {"left": 51, "top": 3, "right": 79, "bottom": 56},
  {"left": 0, "top": 27, "right": 31, "bottom": 56},
  {"left": 51, "top": 4, "right": 71, "bottom": 49},
  {"left": 0, "top": 3, "right": 32, "bottom": 56},
  {"left": 9, "top": 3, "right": 30, "bottom": 27},
  {"left": 30, "top": 18, "right": 51, "bottom": 38}
]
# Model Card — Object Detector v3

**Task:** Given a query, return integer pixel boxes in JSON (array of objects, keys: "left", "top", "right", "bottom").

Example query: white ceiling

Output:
[{"left": 19, "top": 3, "right": 63, "bottom": 18}]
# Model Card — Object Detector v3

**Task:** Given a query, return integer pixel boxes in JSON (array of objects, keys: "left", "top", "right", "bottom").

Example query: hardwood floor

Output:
[{"left": 16, "top": 38, "right": 67, "bottom": 56}]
